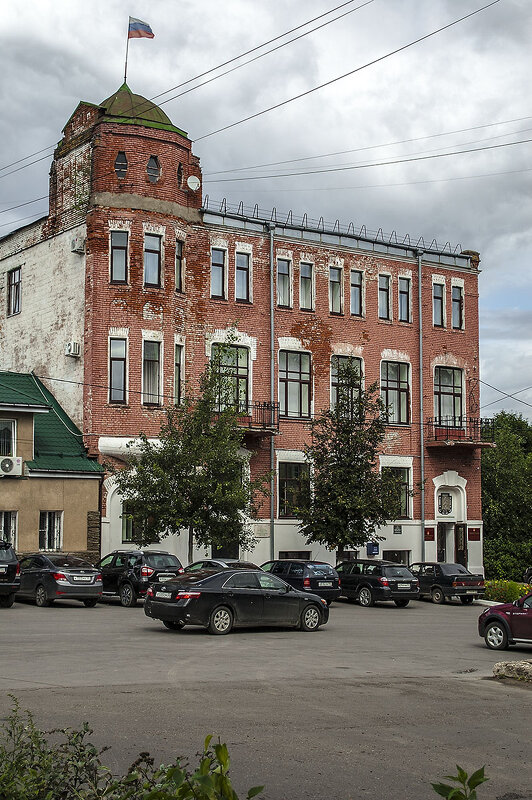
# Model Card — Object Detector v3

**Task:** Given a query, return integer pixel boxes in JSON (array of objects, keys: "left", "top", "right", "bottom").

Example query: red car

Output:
[{"left": 478, "top": 593, "right": 532, "bottom": 650}]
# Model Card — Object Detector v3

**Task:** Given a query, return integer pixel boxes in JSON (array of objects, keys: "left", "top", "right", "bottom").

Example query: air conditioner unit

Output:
[
  {"left": 0, "top": 457, "right": 23, "bottom": 477},
  {"left": 71, "top": 236, "right": 85, "bottom": 254},
  {"left": 65, "top": 341, "right": 81, "bottom": 357}
]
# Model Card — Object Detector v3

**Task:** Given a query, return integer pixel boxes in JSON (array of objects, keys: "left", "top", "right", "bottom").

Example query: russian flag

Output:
[{"left": 128, "top": 17, "right": 154, "bottom": 39}]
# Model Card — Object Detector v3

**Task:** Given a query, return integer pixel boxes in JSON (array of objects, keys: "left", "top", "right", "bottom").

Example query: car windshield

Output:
[
  {"left": 307, "top": 564, "right": 336, "bottom": 576},
  {"left": 46, "top": 555, "right": 93, "bottom": 568},
  {"left": 384, "top": 566, "right": 413, "bottom": 579},
  {"left": 440, "top": 563, "right": 470, "bottom": 575},
  {"left": 0, "top": 544, "right": 16, "bottom": 561},
  {"left": 145, "top": 554, "right": 181, "bottom": 569}
]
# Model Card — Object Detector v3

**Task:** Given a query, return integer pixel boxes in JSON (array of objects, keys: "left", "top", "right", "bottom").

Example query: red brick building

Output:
[{"left": 0, "top": 84, "right": 491, "bottom": 569}]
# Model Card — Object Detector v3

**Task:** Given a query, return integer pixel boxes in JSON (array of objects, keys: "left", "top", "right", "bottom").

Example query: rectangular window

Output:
[
  {"left": 398, "top": 277, "right": 411, "bottom": 322},
  {"left": 300, "top": 262, "right": 313, "bottom": 310},
  {"left": 378, "top": 275, "right": 390, "bottom": 320},
  {"left": 383, "top": 467, "right": 410, "bottom": 519},
  {"left": 235, "top": 252, "right": 250, "bottom": 302},
  {"left": 109, "top": 338, "right": 127, "bottom": 404},
  {"left": 350, "top": 269, "right": 363, "bottom": 316},
  {"left": 211, "top": 248, "right": 226, "bottom": 299},
  {"left": 381, "top": 361, "right": 410, "bottom": 424},
  {"left": 174, "top": 344, "right": 183, "bottom": 405},
  {"left": 452, "top": 285, "right": 463, "bottom": 329},
  {"left": 110, "top": 231, "right": 128, "bottom": 283},
  {"left": 121, "top": 501, "right": 138, "bottom": 543},
  {"left": 433, "top": 283, "right": 444, "bottom": 327},
  {"left": 212, "top": 343, "right": 249, "bottom": 412},
  {"left": 279, "top": 462, "right": 310, "bottom": 518},
  {"left": 175, "top": 240, "right": 184, "bottom": 293},
  {"left": 279, "top": 351, "right": 311, "bottom": 418},
  {"left": 39, "top": 511, "right": 62, "bottom": 551},
  {"left": 0, "top": 420, "right": 15, "bottom": 457},
  {"left": 7, "top": 267, "right": 21, "bottom": 316},
  {"left": 142, "top": 340, "right": 161, "bottom": 405},
  {"left": 144, "top": 234, "right": 162, "bottom": 287},
  {"left": 434, "top": 366, "right": 463, "bottom": 425},
  {"left": 329, "top": 267, "right": 342, "bottom": 314},
  {"left": 331, "top": 355, "right": 362, "bottom": 410},
  {"left": 0, "top": 511, "right": 17, "bottom": 547},
  {"left": 277, "top": 259, "right": 291, "bottom": 307}
]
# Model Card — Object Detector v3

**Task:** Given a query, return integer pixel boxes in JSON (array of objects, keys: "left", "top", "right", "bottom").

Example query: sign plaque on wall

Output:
[
  {"left": 424, "top": 527, "right": 435, "bottom": 541},
  {"left": 393, "top": 525, "right": 402, "bottom": 535},
  {"left": 468, "top": 528, "right": 481, "bottom": 541}
]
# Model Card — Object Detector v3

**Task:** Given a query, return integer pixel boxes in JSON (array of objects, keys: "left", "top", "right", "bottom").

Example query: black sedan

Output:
[
  {"left": 144, "top": 569, "right": 329, "bottom": 634},
  {"left": 17, "top": 553, "right": 102, "bottom": 607}
]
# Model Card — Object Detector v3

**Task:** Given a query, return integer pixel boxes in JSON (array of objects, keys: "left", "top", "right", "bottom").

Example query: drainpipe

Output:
[
  {"left": 267, "top": 223, "right": 276, "bottom": 560},
  {"left": 417, "top": 249, "right": 426, "bottom": 561}
]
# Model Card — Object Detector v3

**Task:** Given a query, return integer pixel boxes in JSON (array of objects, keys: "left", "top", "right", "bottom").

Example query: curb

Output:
[{"left": 476, "top": 599, "right": 500, "bottom": 607}]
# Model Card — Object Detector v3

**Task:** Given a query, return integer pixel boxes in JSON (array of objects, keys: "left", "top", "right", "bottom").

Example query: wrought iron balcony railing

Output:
[
  {"left": 426, "top": 416, "right": 495, "bottom": 446},
  {"left": 236, "top": 402, "right": 280, "bottom": 432}
]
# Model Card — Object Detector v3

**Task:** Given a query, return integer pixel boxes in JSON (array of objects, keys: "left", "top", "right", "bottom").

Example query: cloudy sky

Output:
[{"left": 2, "top": 0, "right": 531, "bottom": 419}]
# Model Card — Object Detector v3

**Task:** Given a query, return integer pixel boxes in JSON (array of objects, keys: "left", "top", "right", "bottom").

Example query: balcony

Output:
[
  {"left": 236, "top": 402, "right": 280, "bottom": 435},
  {"left": 426, "top": 416, "right": 495, "bottom": 449}
]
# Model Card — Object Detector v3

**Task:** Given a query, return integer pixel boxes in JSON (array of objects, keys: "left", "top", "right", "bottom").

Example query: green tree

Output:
[
  {"left": 299, "top": 359, "right": 404, "bottom": 554},
  {"left": 112, "top": 348, "right": 268, "bottom": 561},
  {"left": 482, "top": 411, "right": 532, "bottom": 579}
]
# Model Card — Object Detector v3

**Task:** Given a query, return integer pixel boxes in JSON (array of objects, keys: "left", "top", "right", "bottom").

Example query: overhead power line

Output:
[{"left": 480, "top": 380, "right": 532, "bottom": 409}]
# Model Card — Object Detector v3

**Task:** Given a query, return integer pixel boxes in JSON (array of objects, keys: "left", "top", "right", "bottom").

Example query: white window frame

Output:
[
  {"left": 210, "top": 246, "right": 228, "bottom": 300},
  {"left": 108, "top": 328, "right": 129, "bottom": 405},
  {"left": 174, "top": 336, "right": 185, "bottom": 405},
  {"left": 378, "top": 273, "right": 392, "bottom": 321},
  {"left": 398, "top": 274, "right": 412, "bottom": 323},
  {"left": 299, "top": 261, "right": 314, "bottom": 311},
  {"left": 451, "top": 277, "right": 465, "bottom": 330},
  {"left": 39, "top": 511, "right": 63, "bottom": 551},
  {"left": 432, "top": 276, "right": 446, "bottom": 328},
  {"left": 329, "top": 265, "right": 344, "bottom": 315},
  {"left": 141, "top": 332, "right": 164, "bottom": 406},
  {"left": 235, "top": 250, "right": 252, "bottom": 303},
  {"left": 0, "top": 510, "right": 17, "bottom": 548},
  {"left": 277, "top": 257, "right": 292, "bottom": 308},
  {"left": 350, "top": 268, "right": 364, "bottom": 317},
  {"left": 0, "top": 419, "right": 16, "bottom": 457}
]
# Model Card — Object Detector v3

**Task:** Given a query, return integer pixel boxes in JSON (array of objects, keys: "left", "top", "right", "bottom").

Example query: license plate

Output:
[
  {"left": 318, "top": 581, "right": 333, "bottom": 587},
  {"left": 397, "top": 583, "right": 410, "bottom": 589},
  {"left": 73, "top": 576, "right": 92, "bottom": 582},
  {"left": 466, "top": 590, "right": 477, "bottom": 594},
  {"left": 157, "top": 591, "right": 172, "bottom": 599},
  {"left": 157, "top": 574, "right": 174, "bottom": 582}
]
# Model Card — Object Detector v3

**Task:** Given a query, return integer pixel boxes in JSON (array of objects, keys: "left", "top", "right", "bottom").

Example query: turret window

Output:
[
  {"left": 177, "top": 163, "right": 183, "bottom": 188},
  {"left": 147, "top": 156, "right": 160, "bottom": 183},
  {"left": 114, "top": 152, "right": 128, "bottom": 178}
]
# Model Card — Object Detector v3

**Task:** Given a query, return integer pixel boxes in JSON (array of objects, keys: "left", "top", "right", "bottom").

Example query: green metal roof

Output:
[
  {"left": 99, "top": 83, "right": 188, "bottom": 137},
  {"left": 0, "top": 372, "right": 103, "bottom": 475}
]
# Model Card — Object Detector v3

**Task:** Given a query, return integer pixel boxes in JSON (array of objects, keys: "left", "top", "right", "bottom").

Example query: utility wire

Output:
[{"left": 480, "top": 381, "right": 532, "bottom": 410}]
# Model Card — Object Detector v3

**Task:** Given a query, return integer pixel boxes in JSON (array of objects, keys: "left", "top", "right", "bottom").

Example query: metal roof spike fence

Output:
[
  {"left": 429, "top": 238, "right": 438, "bottom": 250},
  {"left": 237, "top": 201, "right": 244, "bottom": 215},
  {"left": 360, "top": 224, "right": 367, "bottom": 236},
  {"left": 253, "top": 204, "right": 259, "bottom": 218},
  {"left": 286, "top": 210, "right": 293, "bottom": 225},
  {"left": 416, "top": 236, "right": 425, "bottom": 248},
  {"left": 389, "top": 230, "right": 398, "bottom": 244},
  {"left": 347, "top": 222, "right": 355, "bottom": 234},
  {"left": 220, "top": 198, "right": 227, "bottom": 213},
  {"left": 302, "top": 213, "right": 308, "bottom": 227},
  {"left": 203, "top": 195, "right": 209, "bottom": 209},
  {"left": 270, "top": 207, "right": 277, "bottom": 222},
  {"left": 333, "top": 219, "right": 340, "bottom": 232},
  {"left": 318, "top": 217, "right": 324, "bottom": 231},
  {"left": 376, "top": 227, "right": 384, "bottom": 241},
  {"left": 403, "top": 233, "right": 411, "bottom": 245}
]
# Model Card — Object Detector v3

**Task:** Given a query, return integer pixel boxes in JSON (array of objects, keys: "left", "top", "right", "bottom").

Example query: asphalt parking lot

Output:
[{"left": 1, "top": 597, "right": 531, "bottom": 799}]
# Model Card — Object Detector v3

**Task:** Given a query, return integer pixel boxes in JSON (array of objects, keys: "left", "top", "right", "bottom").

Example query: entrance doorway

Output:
[
  {"left": 437, "top": 523, "right": 447, "bottom": 562},
  {"left": 454, "top": 523, "right": 468, "bottom": 567}
]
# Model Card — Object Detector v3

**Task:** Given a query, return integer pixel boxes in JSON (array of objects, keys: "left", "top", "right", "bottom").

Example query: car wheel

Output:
[
  {"left": 431, "top": 587, "right": 445, "bottom": 604},
  {"left": 460, "top": 596, "right": 474, "bottom": 605},
  {"left": 358, "top": 586, "right": 375, "bottom": 607},
  {"left": 300, "top": 604, "right": 321, "bottom": 631},
  {"left": 83, "top": 598, "right": 98, "bottom": 608},
  {"left": 394, "top": 598, "right": 409, "bottom": 608},
  {"left": 119, "top": 582, "right": 137, "bottom": 608},
  {"left": 163, "top": 620, "right": 185, "bottom": 631},
  {"left": 35, "top": 585, "right": 51, "bottom": 607},
  {"left": 0, "top": 593, "right": 15, "bottom": 608},
  {"left": 208, "top": 606, "right": 233, "bottom": 635},
  {"left": 484, "top": 621, "right": 509, "bottom": 650}
]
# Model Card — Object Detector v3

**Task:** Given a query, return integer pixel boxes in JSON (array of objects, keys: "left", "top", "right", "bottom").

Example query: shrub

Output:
[{"left": 484, "top": 579, "right": 531, "bottom": 603}]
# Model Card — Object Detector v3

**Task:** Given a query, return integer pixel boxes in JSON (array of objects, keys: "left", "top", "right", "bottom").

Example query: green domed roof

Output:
[{"left": 99, "top": 83, "right": 187, "bottom": 137}]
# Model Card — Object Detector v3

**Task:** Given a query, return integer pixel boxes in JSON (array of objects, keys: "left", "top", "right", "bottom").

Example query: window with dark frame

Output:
[
  {"left": 433, "top": 283, "right": 445, "bottom": 326},
  {"left": 235, "top": 252, "right": 250, "bottom": 302},
  {"left": 381, "top": 361, "right": 410, "bottom": 424},
  {"left": 7, "top": 267, "right": 21, "bottom": 316},
  {"left": 144, "top": 234, "right": 162, "bottom": 287},
  {"left": 350, "top": 269, "right": 362, "bottom": 316},
  {"left": 0, "top": 420, "right": 15, "bottom": 457},
  {"left": 212, "top": 343, "right": 249, "bottom": 412},
  {"left": 398, "top": 277, "right": 411, "bottom": 322},
  {"left": 114, "top": 152, "right": 128, "bottom": 178},
  {"left": 278, "top": 462, "right": 310, "bottom": 518},
  {"left": 142, "top": 340, "right": 161, "bottom": 405},
  {"left": 277, "top": 259, "right": 291, "bottom": 307},
  {"left": 175, "top": 240, "right": 184, "bottom": 293},
  {"left": 382, "top": 467, "right": 410, "bottom": 519},
  {"left": 110, "top": 231, "right": 128, "bottom": 283},
  {"left": 174, "top": 343, "right": 183, "bottom": 405},
  {"left": 378, "top": 274, "right": 390, "bottom": 319},
  {"left": 0, "top": 511, "right": 16, "bottom": 547},
  {"left": 329, "top": 266, "right": 342, "bottom": 314},
  {"left": 300, "top": 262, "right": 313, "bottom": 310},
  {"left": 109, "top": 338, "right": 127, "bottom": 404},
  {"left": 147, "top": 155, "right": 160, "bottom": 183},
  {"left": 331, "top": 355, "right": 362, "bottom": 410},
  {"left": 177, "top": 163, "right": 183, "bottom": 188},
  {"left": 452, "top": 285, "right": 463, "bottom": 329},
  {"left": 121, "top": 501, "right": 139, "bottom": 542},
  {"left": 279, "top": 350, "right": 311, "bottom": 418},
  {"left": 211, "top": 248, "right": 226, "bottom": 299},
  {"left": 434, "top": 366, "right": 463, "bottom": 425},
  {"left": 39, "top": 511, "right": 62, "bottom": 551}
]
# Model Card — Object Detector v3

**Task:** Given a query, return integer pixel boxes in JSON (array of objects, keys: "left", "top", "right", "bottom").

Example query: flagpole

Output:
[{"left": 124, "top": 18, "right": 130, "bottom": 84}]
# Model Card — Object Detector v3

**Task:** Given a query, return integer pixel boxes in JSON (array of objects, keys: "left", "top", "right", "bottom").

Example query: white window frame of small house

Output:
[
  {"left": 0, "top": 510, "right": 17, "bottom": 548},
  {"left": 7, "top": 267, "right": 21, "bottom": 316},
  {"left": 39, "top": 511, "right": 63, "bottom": 551},
  {"left": 0, "top": 419, "right": 16, "bottom": 457}
]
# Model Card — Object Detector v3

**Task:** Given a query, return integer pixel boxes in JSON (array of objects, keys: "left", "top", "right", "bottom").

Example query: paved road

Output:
[{"left": 1, "top": 597, "right": 530, "bottom": 799}]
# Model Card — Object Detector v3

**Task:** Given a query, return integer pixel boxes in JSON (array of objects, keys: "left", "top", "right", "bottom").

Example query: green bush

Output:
[
  {"left": 483, "top": 537, "right": 532, "bottom": 582},
  {"left": 484, "top": 579, "right": 531, "bottom": 603},
  {"left": 0, "top": 697, "right": 263, "bottom": 800}
]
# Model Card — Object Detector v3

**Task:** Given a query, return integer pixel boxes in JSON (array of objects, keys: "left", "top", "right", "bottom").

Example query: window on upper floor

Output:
[
  {"left": 378, "top": 275, "right": 391, "bottom": 320},
  {"left": 329, "top": 266, "right": 343, "bottom": 314},
  {"left": 147, "top": 156, "right": 160, "bottom": 183},
  {"left": 211, "top": 248, "right": 226, "bottom": 299},
  {"left": 109, "top": 338, "right": 127, "bottom": 404},
  {"left": 452, "top": 285, "right": 464, "bottom": 329},
  {"left": 110, "top": 231, "right": 128, "bottom": 283},
  {"left": 7, "top": 268, "right": 21, "bottom": 316},
  {"left": 381, "top": 361, "right": 410, "bottom": 424},
  {"left": 235, "top": 252, "right": 250, "bottom": 302},
  {"left": 144, "top": 234, "right": 162, "bottom": 287},
  {"left": 0, "top": 511, "right": 17, "bottom": 548},
  {"left": 398, "top": 277, "right": 411, "bottom": 322},
  {"left": 300, "top": 262, "right": 313, "bottom": 310},
  {"left": 279, "top": 351, "right": 311, "bottom": 418},
  {"left": 175, "top": 240, "right": 184, "bottom": 293},
  {"left": 114, "top": 152, "right": 128, "bottom": 178},
  {"left": 331, "top": 355, "right": 362, "bottom": 412},
  {"left": 212, "top": 343, "right": 249, "bottom": 412},
  {"left": 382, "top": 467, "right": 410, "bottom": 519},
  {"left": 277, "top": 259, "right": 291, "bottom": 308},
  {"left": 0, "top": 420, "right": 15, "bottom": 457},
  {"left": 39, "top": 511, "right": 62, "bottom": 551},
  {"left": 174, "top": 343, "right": 183, "bottom": 405},
  {"left": 434, "top": 366, "right": 463, "bottom": 426},
  {"left": 278, "top": 462, "right": 310, "bottom": 518},
  {"left": 433, "top": 282, "right": 445, "bottom": 327},
  {"left": 142, "top": 340, "right": 162, "bottom": 405},
  {"left": 350, "top": 269, "right": 363, "bottom": 317},
  {"left": 177, "top": 162, "right": 184, "bottom": 188}
]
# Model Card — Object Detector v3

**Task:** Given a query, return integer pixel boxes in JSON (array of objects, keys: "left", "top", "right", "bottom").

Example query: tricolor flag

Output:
[{"left": 128, "top": 17, "right": 154, "bottom": 39}]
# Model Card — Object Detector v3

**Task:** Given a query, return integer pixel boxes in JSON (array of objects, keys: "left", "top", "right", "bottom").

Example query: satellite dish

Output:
[{"left": 187, "top": 175, "right": 201, "bottom": 192}]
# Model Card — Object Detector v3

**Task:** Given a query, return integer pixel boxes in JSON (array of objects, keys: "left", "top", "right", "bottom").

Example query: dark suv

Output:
[
  {"left": 0, "top": 541, "right": 20, "bottom": 608},
  {"left": 260, "top": 560, "right": 341, "bottom": 604},
  {"left": 478, "top": 593, "right": 532, "bottom": 650},
  {"left": 97, "top": 550, "right": 184, "bottom": 607},
  {"left": 335, "top": 559, "right": 419, "bottom": 607}
]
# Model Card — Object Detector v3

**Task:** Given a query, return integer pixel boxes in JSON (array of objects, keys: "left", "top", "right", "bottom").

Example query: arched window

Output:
[
  {"left": 147, "top": 156, "right": 160, "bottom": 183},
  {"left": 114, "top": 152, "right": 128, "bottom": 178},
  {"left": 177, "top": 162, "right": 183, "bottom": 188}
]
